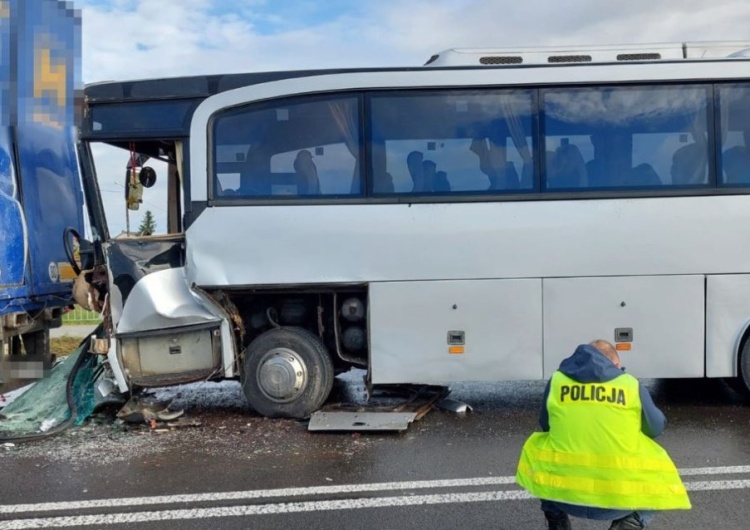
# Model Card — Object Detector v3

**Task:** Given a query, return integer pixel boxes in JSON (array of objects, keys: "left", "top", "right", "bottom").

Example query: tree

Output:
[{"left": 137, "top": 210, "right": 156, "bottom": 236}]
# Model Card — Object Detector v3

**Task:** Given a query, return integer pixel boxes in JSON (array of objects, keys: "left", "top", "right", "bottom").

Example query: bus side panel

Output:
[
  {"left": 187, "top": 197, "right": 750, "bottom": 289},
  {"left": 542, "top": 275, "right": 705, "bottom": 379},
  {"left": 368, "top": 279, "right": 543, "bottom": 384},
  {"left": 705, "top": 274, "right": 750, "bottom": 378}
]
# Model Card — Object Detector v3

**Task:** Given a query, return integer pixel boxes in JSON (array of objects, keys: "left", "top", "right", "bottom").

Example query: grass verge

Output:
[{"left": 50, "top": 336, "right": 84, "bottom": 358}]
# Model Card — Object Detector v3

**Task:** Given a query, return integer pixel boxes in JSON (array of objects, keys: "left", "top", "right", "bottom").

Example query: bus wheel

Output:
[
  {"left": 241, "top": 327, "right": 334, "bottom": 419},
  {"left": 736, "top": 339, "right": 750, "bottom": 400}
]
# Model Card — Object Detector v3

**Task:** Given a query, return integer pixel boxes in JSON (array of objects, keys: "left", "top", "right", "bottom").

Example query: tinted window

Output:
[
  {"left": 89, "top": 101, "right": 197, "bottom": 136},
  {"left": 212, "top": 96, "right": 362, "bottom": 198},
  {"left": 718, "top": 84, "right": 750, "bottom": 186},
  {"left": 543, "top": 85, "right": 711, "bottom": 190},
  {"left": 370, "top": 90, "right": 535, "bottom": 195}
]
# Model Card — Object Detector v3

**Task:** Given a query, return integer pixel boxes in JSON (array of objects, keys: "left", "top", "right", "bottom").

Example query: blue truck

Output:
[{"left": 0, "top": 0, "right": 85, "bottom": 364}]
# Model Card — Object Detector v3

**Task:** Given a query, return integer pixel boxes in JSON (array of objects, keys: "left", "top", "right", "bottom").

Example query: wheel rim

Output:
[{"left": 256, "top": 347, "right": 308, "bottom": 403}]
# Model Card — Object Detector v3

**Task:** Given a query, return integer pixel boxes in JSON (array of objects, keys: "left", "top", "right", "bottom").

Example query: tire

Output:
[
  {"left": 6, "top": 336, "right": 23, "bottom": 356},
  {"left": 241, "top": 327, "right": 334, "bottom": 419},
  {"left": 21, "top": 329, "right": 49, "bottom": 359},
  {"left": 734, "top": 339, "right": 750, "bottom": 400}
]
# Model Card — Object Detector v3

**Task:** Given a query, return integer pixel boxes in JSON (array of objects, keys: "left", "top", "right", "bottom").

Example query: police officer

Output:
[{"left": 516, "top": 340, "right": 690, "bottom": 529}]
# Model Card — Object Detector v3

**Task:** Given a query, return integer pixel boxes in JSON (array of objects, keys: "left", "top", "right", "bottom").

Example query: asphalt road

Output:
[{"left": 0, "top": 373, "right": 748, "bottom": 529}]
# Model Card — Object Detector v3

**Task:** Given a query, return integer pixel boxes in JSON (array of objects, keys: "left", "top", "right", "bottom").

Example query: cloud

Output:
[
  {"left": 78, "top": 0, "right": 750, "bottom": 234},
  {"left": 80, "top": 0, "right": 750, "bottom": 79}
]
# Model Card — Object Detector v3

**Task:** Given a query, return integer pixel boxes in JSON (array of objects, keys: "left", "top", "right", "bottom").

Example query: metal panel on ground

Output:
[
  {"left": 543, "top": 275, "right": 705, "bottom": 379},
  {"left": 308, "top": 412, "right": 418, "bottom": 432},
  {"left": 369, "top": 279, "right": 542, "bottom": 384}
]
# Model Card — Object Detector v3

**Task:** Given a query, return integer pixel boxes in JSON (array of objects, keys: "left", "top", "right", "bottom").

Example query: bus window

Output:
[
  {"left": 271, "top": 143, "right": 357, "bottom": 195},
  {"left": 718, "top": 84, "right": 750, "bottom": 186},
  {"left": 212, "top": 96, "right": 362, "bottom": 199},
  {"left": 370, "top": 90, "right": 535, "bottom": 195},
  {"left": 543, "top": 85, "right": 711, "bottom": 190}
]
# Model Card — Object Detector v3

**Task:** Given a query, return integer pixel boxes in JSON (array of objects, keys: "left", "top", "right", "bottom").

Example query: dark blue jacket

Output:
[{"left": 539, "top": 344, "right": 666, "bottom": 438}]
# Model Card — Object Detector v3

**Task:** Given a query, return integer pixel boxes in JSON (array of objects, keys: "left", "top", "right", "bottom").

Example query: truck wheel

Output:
[
  {"left": 242, "top": 327, "right": 333, "bottom": 419},
  {"left": 6, "top": 336, "right": 23, "bottom": 356},
  {"left": 21, "top": 329, "right": 49, "bottom": 359}
]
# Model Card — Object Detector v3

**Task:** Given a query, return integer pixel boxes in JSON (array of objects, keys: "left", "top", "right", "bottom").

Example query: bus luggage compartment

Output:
[{"left": 542, "top": 275, "right": 705, "bottom": 379}]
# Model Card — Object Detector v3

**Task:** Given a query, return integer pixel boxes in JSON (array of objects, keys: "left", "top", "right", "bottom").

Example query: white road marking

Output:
[
  {"left": 0, "top": 477, "right": 517, "bottom": 514},
  {"left": 2, "top": 465, "right": 748, "bottom": 515},
  {"left": 0, "top": 466, "right": 747, "bottom": 529},
  {"left": 678, "top": 465, "right": 750, "bottom": 476},
  {"left": 1, "top": 492, "right": 532, "bottom": 530},
  {"left": 685, "top": 479, "right": 750, "bottom": 491}
]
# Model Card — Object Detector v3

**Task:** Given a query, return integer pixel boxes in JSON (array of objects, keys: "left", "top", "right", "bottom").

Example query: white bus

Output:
[{"left": 74, "top": 41, "right": 750, "bottom": 418}]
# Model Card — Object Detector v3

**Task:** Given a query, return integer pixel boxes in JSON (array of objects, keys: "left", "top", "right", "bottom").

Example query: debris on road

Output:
[
  {"left": 0, "top": 384, "right": 34, "bottom": 410},
  {"left": 308, "top": 384, "right": 451, "bottom": 432},
  {"left": 308, "top": 411, "right": 419, "bottom": 431},
  {"left": 116, "top": 396, "right": 185, "bottom": 424},
  {"left": 0, "top": 341, "right": 99, "bottom": 441},
  {"left": 437, "top": 397, "right": 473, "bottom": 414},
  {"left": 151, "top": 417, "right": 202, "bottom": 431}
]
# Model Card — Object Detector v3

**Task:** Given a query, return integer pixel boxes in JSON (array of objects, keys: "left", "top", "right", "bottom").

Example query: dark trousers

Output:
[{"left": 542, "top": 499, "right": 655, "bottom": 527}]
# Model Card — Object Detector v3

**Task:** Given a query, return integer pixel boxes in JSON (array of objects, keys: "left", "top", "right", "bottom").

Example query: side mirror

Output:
[
  {"left": 63, "top": 227, "right": 97, "bottom": 275},
  {"left": 139, "top": 166, "right": 157, "bottom": 188}
]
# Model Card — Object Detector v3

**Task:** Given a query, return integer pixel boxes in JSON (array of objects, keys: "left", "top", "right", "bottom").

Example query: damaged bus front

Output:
[
  {"left": 77, "top": 81, "right": 233, "bottom": 409},
  {"left": 78, "top": 71, "right": 367, "bottom": 419}
]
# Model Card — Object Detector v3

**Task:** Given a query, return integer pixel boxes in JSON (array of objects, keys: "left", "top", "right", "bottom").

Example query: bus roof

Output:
[
  {"left": 82, "top": 67, "right": 412, "bottom": 145},
  {"left": 425, "top": 41, "right": 750, "bottom": 66},
  {"left": 82, "top": 40, "right": 750, "bottom": 147}
]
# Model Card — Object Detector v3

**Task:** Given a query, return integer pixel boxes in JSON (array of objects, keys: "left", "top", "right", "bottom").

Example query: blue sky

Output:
[
  {"left": 74, "top": 0, "right": 750, "bottom": 235},
  {"left": 81, "top": 0, "right": 370, "bottom": 37},
  {"left": 77, "top": 0, "right": 750, "bottom": 84}
]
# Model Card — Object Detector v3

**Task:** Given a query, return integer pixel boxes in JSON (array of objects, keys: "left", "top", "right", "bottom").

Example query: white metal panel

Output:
[
  {"left": 115, "top": 267, "right": 237, "bottom": 378},
  {"left": 116, "top": 268, "right": 220, "bottom": 335},
  {"left": 543, "top": 276, "right": 705, "bottom": 379},
  {"left": 186, "top": 196, "right": 750, "bottom": 287},
  {"left": 368, "top": 279, "right": 542, "bottom": 384},
  {"left": 706, "top": 275, "right": 750, "bottom": 377},
  {"left": 126, "top": 329, "right": 216, "bottom": 375},
  {"left": 190, "top": 60, "right": 750, "bottom": 202}
]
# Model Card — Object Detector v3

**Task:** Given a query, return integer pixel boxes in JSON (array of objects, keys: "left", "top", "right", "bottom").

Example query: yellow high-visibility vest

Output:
[{"left": 516, "top": 371, "right": 691, "bottom": 510}]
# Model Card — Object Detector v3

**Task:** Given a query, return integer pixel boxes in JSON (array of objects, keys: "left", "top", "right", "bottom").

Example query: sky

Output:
[{"left": 77, "top": 0, "right": 750, "bottom": 235}]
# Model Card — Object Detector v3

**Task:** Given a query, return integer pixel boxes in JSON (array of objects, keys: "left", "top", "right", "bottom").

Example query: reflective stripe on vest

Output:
[{"left": 516, "top": 371, "right": 691, "bottom": 510}]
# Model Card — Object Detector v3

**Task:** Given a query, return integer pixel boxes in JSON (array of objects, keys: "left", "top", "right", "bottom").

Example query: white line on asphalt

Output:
[
  {"left": 0, "top": 491, "right": 533, "bottom": 530},
  {"left": 679, "top": 465, "right": 750, "bottom": 476},
  {"left": 0, "top": 465, "right": 748, "bottom": 517},
  {"left": 685, "top": 479, "right": 750, "bottom": 491},
  {"left": 0, "top": 477, "right": 518, "bottom": 514},
  {"left": 1, "top": 480, "right": 750, "bottom": 530}
]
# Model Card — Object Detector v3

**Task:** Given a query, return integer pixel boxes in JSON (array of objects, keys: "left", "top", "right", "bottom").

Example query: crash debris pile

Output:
[{"left": 0, "top": 343, "right": 98, "bottom": 440}]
